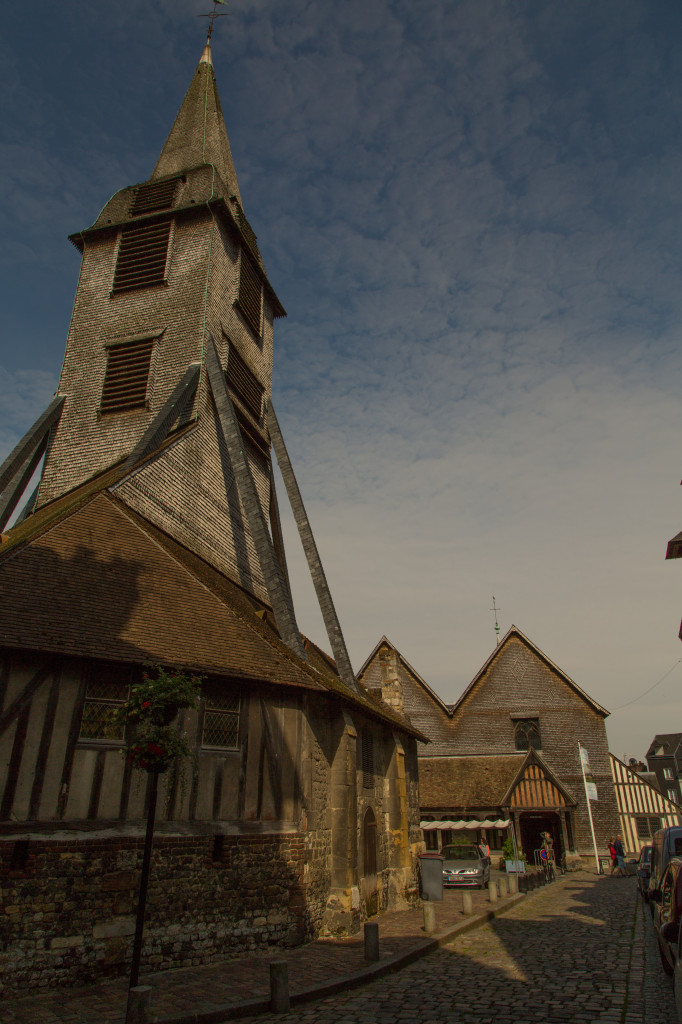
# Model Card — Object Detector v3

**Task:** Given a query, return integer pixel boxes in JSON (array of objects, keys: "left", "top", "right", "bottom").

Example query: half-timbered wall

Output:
[
  {"left": 610, "top": 754, "right": 682, "bottom": 854},
  {"left": 0, "top": 648, "right": 421, "bottom": 992}
]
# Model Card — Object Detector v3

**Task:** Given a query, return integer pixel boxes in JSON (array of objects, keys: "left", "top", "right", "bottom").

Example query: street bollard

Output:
[
  {"left": 462, "top": 891, "right": 473, "bottom": 915},
  {"left": 270, "top": 960, "right": 290, "bottom": 1013},
  {"left": 508, "top": 874, "right": 518, "bottom": 895},
  {"left": 126, "top": 986, "right": 152, "bottom": 1024},
  {"left": 364, "top": 921, "right": 380, "bottom": 961},
  {"left": 488, "top": 880, "right": 498, "bottom": 903},
  {"left": 498, "top": 876, "right": 508, "bottom": 896},
  {"left": 423, "top": 901, "right": 436, "bottom": 934}
]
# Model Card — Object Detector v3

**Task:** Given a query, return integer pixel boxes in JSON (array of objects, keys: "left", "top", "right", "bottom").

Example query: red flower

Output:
[{"left": 142, "top": 701, "right": 151, "bottom": 708}]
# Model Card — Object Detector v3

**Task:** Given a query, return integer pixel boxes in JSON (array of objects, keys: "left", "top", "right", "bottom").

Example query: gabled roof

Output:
[
  {"left": 0, "top": 463, "right": 424, "bottom": 739},
  {"left": 419, "top": 749, "right": 575, "bottom": 811},
  {"left": 451, "top": 625, "right": 610, "bottom": 718},
  {"left": 357, "top": 635, "right": 453, "bottom": 716},
  {"left": 152, "top": 42, "right": 241, "bottom": 202}
]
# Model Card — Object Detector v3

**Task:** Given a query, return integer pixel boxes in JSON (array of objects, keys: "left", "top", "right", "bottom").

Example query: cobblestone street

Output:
[
  {"left": 241, "top": 875, "right": 675, "bottom": 1024},
  {"left": 1, "top": 873, "right": 676, "bottom": 1023}
]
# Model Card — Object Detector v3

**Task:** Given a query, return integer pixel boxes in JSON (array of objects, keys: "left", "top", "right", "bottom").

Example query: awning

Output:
[{"left": 420, "top": 819, "right": 510, "bottom": 830}]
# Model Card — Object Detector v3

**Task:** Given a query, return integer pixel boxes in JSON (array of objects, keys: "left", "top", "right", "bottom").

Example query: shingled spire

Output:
[{"left": 152, "top": 40, "right": 242, "bottom": 202}]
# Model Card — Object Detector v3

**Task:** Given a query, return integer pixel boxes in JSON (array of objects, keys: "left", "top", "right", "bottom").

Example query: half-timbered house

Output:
[
  {"left": 0, "top": 41, "right": 423, "bottom": 994},
  {"left": 358, "top": 626, "right": 621, "bottom": 868}
]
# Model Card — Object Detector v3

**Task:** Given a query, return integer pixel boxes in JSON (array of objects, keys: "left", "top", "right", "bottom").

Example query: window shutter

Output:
[
  {"left": 129, "top": 178, "right": 180, "bottom": 216},
  {"left": 113, "top": 221, "right": 171, "bottom": 292},
  {"left": 226, "top": 346, "right": 265, "bottom": 420},
  {"left": 362, "top": 730, "right": 374, "bottom": 789},
  {"left": 101, "top": 338, "right": 154, "bottom": 414},
  {"left": 237, "top": 248, "right": 262, "bottom": 336}
]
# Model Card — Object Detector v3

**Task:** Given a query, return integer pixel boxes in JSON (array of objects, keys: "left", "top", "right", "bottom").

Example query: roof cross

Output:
[
  {"left": 490, "top": 595, "right": 501, "bottom": 645},
  {"left": 198, "top": 0, "right": 229, "bottom": 41}
]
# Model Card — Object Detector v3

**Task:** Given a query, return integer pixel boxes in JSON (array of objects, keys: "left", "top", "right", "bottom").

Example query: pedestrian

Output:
[
  {"left": 608, "top": 838, "right": 617, "bottom": 876},
  {"left": 614, "top": 834, "right": 626, "bottom": 877}
]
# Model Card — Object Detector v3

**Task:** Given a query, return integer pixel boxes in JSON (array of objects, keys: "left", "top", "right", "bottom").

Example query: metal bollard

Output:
[
  {"left": 364, "top": 921, "right": 380, "bottom": 961},
  {"left": 270, "top": 960, "right": 290, "bottom": 1013},
  {"left": 423, "top": 901, "right": 436, "bottom": 934},
  {"left": 126, "top": 986, "right": 153, "bottom": 1024},
  {"left": 488, "top": 880, "right": 498, "bottom": 903},
  {"left": 462, "top": 891, "right": 473, "bottom": 915},
  {"left": 508, "top": 873, "right": 518, "bottom": 895}
]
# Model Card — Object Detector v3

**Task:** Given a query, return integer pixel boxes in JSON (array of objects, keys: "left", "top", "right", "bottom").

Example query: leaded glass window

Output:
[
  {"left": 202, "top": 687, "right": 240, "bottom": 749},
  {"left": 79, "top": 665, "right": 131, "bottom": 741}
]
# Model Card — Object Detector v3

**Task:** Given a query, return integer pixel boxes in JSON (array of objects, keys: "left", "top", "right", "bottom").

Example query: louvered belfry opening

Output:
[
  {"left": 100, "top": 338, "right": 154, "bottom": 414},
  {"left": 236, "top": 247, "right": 263, "bottom": 336},
  {"left": 129, "top": 177, "right": 180, "bottom": 217},
  {"left": 362, "top": 730, "right": 375, "bottom": 790},
  {"left": 112, "top": 220, "right": 171, "bottom": 292},
  {"left": 226, "top": 344, "right": 265, "bottom": 420}
]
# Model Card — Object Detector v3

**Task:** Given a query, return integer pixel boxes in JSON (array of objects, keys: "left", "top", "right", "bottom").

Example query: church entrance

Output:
[{"left": 519, "top": 812, "right": 562, "bottom": 865}]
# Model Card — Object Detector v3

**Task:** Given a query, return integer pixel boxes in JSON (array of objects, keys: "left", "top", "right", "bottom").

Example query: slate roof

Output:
[
  {"left": 451, "top": 625, "right": 610, "bottom": 718},
  {"left": 0, "top": 463, "right": 425, "bottom": 740},
  {"left": 647, "top": 734, "right": 682, "bottom": 758},
  {"left": 419, "top": 754, "right": 526, "bottom": 809}
]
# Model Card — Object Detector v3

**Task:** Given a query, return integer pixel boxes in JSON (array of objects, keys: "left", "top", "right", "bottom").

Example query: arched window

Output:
[
  {"left": 514, "top": 718, "right": 541, "bottom": 751},
  {"left": 363, "top": 807, "right": 377, "bottom": 876}
]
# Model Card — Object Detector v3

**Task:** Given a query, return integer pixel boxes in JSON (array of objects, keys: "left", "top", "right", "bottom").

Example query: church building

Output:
[
  {"left": 0, "top": 42, "right": 423, "bottom": 994},
  {"left": 358, "top": 626, "right": 622, "bottom": 867}
]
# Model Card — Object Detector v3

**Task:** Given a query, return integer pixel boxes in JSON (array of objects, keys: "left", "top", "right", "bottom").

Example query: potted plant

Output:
[{"left": 502, "top": 836, "right": 526, "bottom": 873}]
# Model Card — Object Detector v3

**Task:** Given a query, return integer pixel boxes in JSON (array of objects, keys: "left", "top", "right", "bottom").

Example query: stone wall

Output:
[{"left": 0, "top": 830, "right": 315, "bottom": 997}]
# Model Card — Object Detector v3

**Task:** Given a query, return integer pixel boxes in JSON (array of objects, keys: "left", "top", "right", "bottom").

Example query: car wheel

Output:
[{"left": 658, "top": 937, "right": 674, "bottom": 976}]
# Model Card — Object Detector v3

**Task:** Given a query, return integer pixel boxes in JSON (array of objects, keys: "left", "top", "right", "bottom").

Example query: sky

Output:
[{"left": 2, "top": 0, "right": 682, "bottom": 761}]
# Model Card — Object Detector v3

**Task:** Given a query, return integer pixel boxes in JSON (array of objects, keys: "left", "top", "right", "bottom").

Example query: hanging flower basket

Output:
[
  {"left": 117, "top": 667, "right": 202, "bottom": 778},
  {"left": 126, "top": 723, "right": 190, "bottom": 774},
  {"left": 123, "top": 667, "right": 202, "bottom": 726}
]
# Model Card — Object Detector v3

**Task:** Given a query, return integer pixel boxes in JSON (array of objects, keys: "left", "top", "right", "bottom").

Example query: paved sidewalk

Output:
[{"left": 2, "top": 873, "right": 529, "bottom": 1024}]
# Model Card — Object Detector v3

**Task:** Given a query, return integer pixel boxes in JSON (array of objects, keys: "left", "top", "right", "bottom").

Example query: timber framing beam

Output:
[
  {"left": 266, "top": 401, "right": 358, "bottom": 691},
  {"left": 0, "top": 395, "right": 65, "bottom": 495},
  {"left": 205, "top": 337, "right": 308, "bottom": 662},
  {"left": 0, "top": 434, "right": 48, "bottom": 532}
]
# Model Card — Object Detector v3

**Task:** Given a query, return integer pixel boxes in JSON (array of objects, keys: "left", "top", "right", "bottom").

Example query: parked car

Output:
[
  {"left": 636, "top": 845, "right": 653, "bottom": 899},
  {"left": 441, "top": 843, "right": 490, "bottom": 889},
  {"left": 648, "top": 827, "right": 682, "bottom": 905},
  {"left": 649, "top": 856, "right": 682, "bottom": 975}
]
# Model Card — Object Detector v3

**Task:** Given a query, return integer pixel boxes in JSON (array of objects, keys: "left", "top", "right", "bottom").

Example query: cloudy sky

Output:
[{"left": 3, "top": 0, "right": 682, "bottom": 760}]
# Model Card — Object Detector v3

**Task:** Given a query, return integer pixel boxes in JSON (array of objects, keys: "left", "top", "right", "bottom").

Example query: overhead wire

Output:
[{"left": 610, "top": 657, "right": 682, "bottom": 711}]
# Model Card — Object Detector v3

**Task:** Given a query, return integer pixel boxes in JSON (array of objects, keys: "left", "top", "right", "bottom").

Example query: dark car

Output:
[
  {"left": 441, "top": 843, "right": 490, "bottom": 889},
  {"left": 636, "top": 845, "right": 653, "bottom": 899},
  {"left": 650, "top": 856, "right": 682, "bottom": 975}
]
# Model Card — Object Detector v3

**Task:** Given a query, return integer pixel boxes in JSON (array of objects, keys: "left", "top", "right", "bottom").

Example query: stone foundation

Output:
[{"left": 0, "top": 831, "right": 313, "bottom": 996}]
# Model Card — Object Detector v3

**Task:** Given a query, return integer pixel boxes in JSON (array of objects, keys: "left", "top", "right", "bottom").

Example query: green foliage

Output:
[
  {"left": 118, "top": 666, "right": 202, "bottom": 784},
  {"left": 120, "top": 666, "right": 201, "bottom": 726},
  {"left": 501, "top": 836, "right": 526, "bottom": 862}
]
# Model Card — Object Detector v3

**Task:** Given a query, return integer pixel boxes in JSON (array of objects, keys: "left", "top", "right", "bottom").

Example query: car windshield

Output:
[{"left": 442, "top": 845, "right": 479, "bottom": 861}]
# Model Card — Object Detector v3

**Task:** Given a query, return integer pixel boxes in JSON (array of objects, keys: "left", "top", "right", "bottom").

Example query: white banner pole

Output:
[{"left": 579, "top": 741, "right": 601, "bottom": 873}]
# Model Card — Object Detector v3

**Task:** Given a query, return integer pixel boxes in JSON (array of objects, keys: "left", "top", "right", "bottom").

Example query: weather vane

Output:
[
  {"left": 198, "top": 0, "right": 229, "bottom": 41},
  {"left": 490, "top": 596, "right": 501, "bottom": 645}
]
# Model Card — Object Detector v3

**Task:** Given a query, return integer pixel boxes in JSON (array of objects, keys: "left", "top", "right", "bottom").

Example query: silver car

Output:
[{"left": 442, "top": 843, "right": 490, "bottom": 889}]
